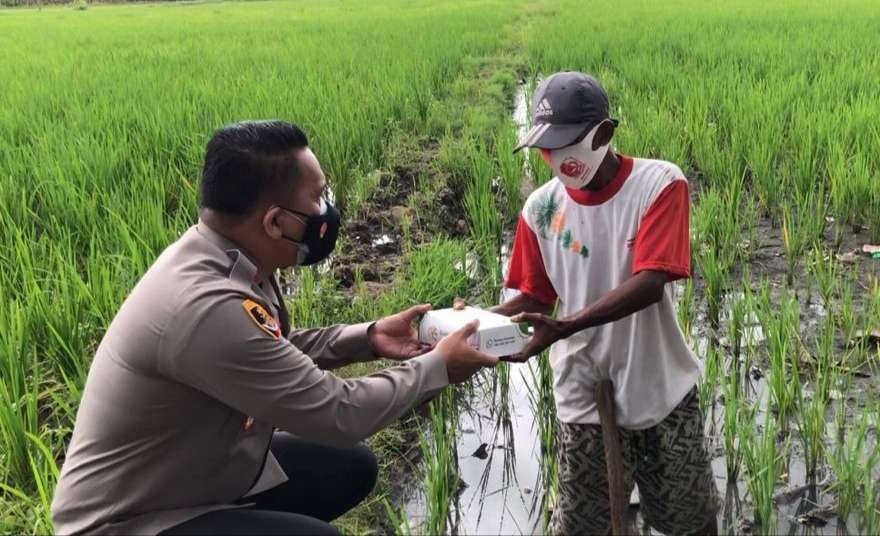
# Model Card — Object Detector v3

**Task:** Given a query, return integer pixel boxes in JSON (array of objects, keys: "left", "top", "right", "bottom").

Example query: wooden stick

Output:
[{"left": 596, "top": 379, "right": 627, "bottom": 536}]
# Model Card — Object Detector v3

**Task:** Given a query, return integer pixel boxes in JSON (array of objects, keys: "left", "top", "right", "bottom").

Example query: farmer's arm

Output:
[
  {"left": 511, "top": 178, "right": 691, "bottom": 360},
  {"left": 509, "top": 271, "right": 667, "bottom": 359},
  {"left": 558, "top": 270, "right": 666, "bottom": 331}
]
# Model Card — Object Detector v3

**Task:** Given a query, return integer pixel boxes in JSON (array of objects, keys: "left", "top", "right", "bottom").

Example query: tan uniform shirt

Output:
[{"left": 51, "top": 222, "right": 448, "bottom": 535}]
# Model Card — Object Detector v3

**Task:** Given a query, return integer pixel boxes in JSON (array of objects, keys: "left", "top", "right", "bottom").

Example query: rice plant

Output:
[
  {"left": 676, "top": 277, "right": 695, "bottom": 343},
  {"left": 793, "top": 317, "right": 836, "bottom": 484},
  {"left": 698, "top": 346, "right": 721, "bottom": 432},
  {"left": 418, "top": 390, "right": 459, "bottom": 535},
  {"left": 757, "top": 285, "right": 801, "bottom": 434},
  {"left": 720, "top": 356, "right": 753, "bottom": 483},
  {"left": 524, "top": 352, "right": 557, "bottom": 531},
  {"left": 383, "top": 500, "right": 412, "bottom": 536},
  {"left": 742, "top": 410, "right": 787, "bottom": 533},
  {"left": 808, "top": 246, "right": 838, "bottom": 312},
  {"left": 463, "top": 142, "right": 505, "bottom": 296},
  {"left": 780, "top": 189, "right": 827, "bottom": 289},
  {"left": 828, "top": 401, "right": 878, "bottom": 531}
]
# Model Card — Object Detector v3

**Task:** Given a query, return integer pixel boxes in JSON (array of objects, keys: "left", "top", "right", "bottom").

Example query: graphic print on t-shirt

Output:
[{"left": 529, "top": 192, "right": 590, "bottom": 259}]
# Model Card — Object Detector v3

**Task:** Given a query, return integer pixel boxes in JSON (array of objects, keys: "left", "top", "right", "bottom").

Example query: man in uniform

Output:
[
  {"left": 51, "top": 120, "right": 497, "bottom": 535},
  {"left": 494, "top": 72, "right": 719, "bottom": 535}
]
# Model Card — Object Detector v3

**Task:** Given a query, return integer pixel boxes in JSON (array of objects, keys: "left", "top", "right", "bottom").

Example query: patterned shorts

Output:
[{"left": 549, "top": 388, "right": 720, "bottom": 536}]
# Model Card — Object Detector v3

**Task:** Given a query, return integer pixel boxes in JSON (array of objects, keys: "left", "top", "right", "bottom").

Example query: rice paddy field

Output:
[{"left": 1, "top": 0, "right": 879, "bottom": 534}]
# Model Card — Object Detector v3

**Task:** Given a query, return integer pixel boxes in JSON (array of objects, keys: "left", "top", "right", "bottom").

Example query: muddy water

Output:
[{"left": 403, "top": 364, "right": 548, "bottom": 535}]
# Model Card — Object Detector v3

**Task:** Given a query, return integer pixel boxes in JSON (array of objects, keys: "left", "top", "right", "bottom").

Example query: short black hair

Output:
[{"left": 199, "top": 120, "right": 309, "bottom": 216}]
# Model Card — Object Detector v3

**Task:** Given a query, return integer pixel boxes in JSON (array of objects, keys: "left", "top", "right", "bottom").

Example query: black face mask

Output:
[{"left": 280, "top": 199, "right": 340, "bottom": 266}]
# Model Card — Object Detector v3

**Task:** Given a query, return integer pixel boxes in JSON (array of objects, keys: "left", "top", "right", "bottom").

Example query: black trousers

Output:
[{"left": 161, "top": 432, "right": 378, "bottom": 535}]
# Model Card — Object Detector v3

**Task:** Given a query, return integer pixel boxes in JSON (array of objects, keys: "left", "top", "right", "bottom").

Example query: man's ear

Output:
[
  {"left": 592, "top": 120, "right": 615, "bottom": 150},
  {"left": 262, "top": 206, "right": 285, "bottom": 240}
]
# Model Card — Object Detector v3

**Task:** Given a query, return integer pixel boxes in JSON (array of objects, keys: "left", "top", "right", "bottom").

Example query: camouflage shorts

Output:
[{"left": 549, "top": 388, "right": 720, "bottom": 536}]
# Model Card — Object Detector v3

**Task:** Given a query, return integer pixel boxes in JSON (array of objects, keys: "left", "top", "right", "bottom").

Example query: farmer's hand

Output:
[
  {"left": 503, "top": 312, "right": 570, "bottom": 362},
  {"left": 369, "top": 304, "right": 433, "bottom": 361},
  {"left": 436, "top": 320, "right": 499, "bottom": 383}
]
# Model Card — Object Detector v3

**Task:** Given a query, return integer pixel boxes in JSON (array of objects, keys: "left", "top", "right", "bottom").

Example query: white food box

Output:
[{"left": 418, "top": 306, "right": 531, "bottom": 357}]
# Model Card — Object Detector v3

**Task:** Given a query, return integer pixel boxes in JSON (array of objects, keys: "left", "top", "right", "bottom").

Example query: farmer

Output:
[
  {"left": 494, "top": 72, "right": 720, "bottom": 535},
  {"left": 51, "top": 120, "right": 497, "bottom": 535}
]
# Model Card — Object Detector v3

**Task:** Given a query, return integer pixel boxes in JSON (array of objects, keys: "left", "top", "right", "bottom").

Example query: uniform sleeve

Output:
[
  {"left": 287, "top": 323, "right": 376, "bottom": 370},
  {"left": 159, "top": 298, "right": 448, "bottom": 448},
  {"left": 504, "top": 215, "right": 558, "bottom": 305},
  {"left": 632, "top": 179, "right": 691, "bottom": 281}
]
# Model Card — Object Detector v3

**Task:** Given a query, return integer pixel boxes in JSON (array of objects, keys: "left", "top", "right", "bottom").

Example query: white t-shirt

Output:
[{"left": 505, "top": 154, "right": 701, "bottom": 429}]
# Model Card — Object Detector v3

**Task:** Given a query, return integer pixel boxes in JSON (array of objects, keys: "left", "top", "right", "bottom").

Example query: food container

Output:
[{"left": 418, "top": 306, "right": 531, "bottom": 357}]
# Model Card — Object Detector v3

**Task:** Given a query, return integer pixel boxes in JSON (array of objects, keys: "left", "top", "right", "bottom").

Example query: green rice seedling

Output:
[
  {"left": 870, "top": 184, "right": 880, "bottom": 243},
  {"left": 383, "top": 500, "right": 412, "bottom": 536},
  {"left": 691, "top": 186, "right": 738, "bottom": 337},
  {"left": 0, "top": 432, "right": 58, "bottom": 535},
  {"left": 463, "top": 143, "right": 504, "bottom": 291},
  {"left": 720, "top": 357, "right": 753, "bottom": 483},
  {"left": 494, "top": 126, "right": 526, "bottom": 221},
  {"left": 835, "top": 272, "right": 865, "bottom": 367},
  {"left": 808, "top": 246, "right": 838, "bottom": 313},
  {"left": 418, "top": 390, "right": 459, "bottom": 535},
  {"left": 525, "top": 351, "right": 557, "bottom": 530},
  {"left": 694, "top": 246, "right": 730, "bottom": 338},
  {"left": 742, "top": 410, "right": 787, "bottom": 533},
  {"left": 757, "top": 285, "right": 800, "bottom": 434},
  {"left": 858, "top": 475, "right": 879, "bottom": 536},
  {"left": 0, "top": 301, "right": 42, "bottom": 494},
  {"left": 526, "top": 148, "right": 553, "bottom": 188},
  {"left": 737, "top": 277, "right": 761, "bottom": 378},
  {"left": 828, "top": 145, "right": 874, "bottom": 236},
  {"left": 793, "top": 320, "right": 835, "bottom": 484},
  {"left": 676, "top": 277, "right": 695, "bottom": 343},
  {"left": 828, "top": 402, "right": 878, "bottom": 531},
  {"left": 780, "top": 190, "right": 827, "bottom": 290},
  {"left": 495, "top": 362, "right": 511, "bottom": 421},
  {"left": 726, "top": 290, "right": 748, "bottom": 366},
  {"left": 698, "top": 346, "right": 721, "bottom": 432}
]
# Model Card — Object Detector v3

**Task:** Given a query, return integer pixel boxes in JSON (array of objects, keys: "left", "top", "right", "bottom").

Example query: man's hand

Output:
[
  {"left": 435, "top": 320, "right": 499, "bottom": 383},
  {"left": 369, "top": 304, "right": 433, "bottom": 361},
  {"left": 503, "top": 313, "right": 571, "bottom": 363}
]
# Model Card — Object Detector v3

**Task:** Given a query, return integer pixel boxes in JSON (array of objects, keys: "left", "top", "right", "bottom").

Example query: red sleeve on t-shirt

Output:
[
  {"left": 505, "top": 215, "right": 558, "bottom": 305},
  {"left": 632, "top": 180, "right": 691, "bottom": 281}
]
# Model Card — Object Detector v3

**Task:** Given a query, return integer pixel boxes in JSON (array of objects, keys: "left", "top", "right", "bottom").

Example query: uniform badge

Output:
[{"left": 242, "top": 299, "right": 281, "bottom": 339}]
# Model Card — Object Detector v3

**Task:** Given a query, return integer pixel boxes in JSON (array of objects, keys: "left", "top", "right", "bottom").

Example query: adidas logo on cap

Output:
[{"left": 535, "top": 98, "right": 553, "bottom": 118}]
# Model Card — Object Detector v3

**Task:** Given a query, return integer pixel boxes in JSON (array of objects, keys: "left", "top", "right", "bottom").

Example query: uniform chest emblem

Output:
[{"left": 242, "top": 299, "right": 281, "bottom": 339}]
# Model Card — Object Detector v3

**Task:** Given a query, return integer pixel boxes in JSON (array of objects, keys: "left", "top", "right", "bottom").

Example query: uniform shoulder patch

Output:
[{"left": 242, "top": 299, "right": 281, "bottom": 339}]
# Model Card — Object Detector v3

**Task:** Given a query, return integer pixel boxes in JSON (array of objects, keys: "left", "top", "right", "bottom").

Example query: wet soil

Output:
[{"left": 330, "top": 143, "right": 469, "bottom": 293}]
